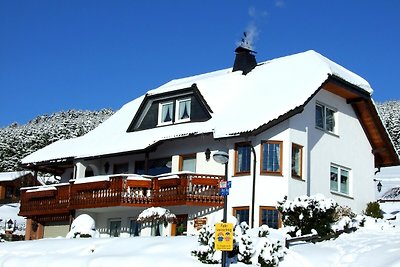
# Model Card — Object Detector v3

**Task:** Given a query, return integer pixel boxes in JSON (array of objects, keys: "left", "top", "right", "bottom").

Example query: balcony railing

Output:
[{"left": 19, "top": 173, "right": 224, "bottom": 218}]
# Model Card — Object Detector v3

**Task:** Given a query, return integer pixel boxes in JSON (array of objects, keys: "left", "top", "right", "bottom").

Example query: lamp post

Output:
[{"left": 213, "top": 150, "right": 229, "bottom": 267}]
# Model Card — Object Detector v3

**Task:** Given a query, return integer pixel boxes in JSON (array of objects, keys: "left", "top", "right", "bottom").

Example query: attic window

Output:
[
  {"left": 158, "top": 98, "right": 191, "bottom": 126},
  {"left": 159, "top": 102, "right": 173, "bottom": 125},
  {"left": 316, "top": 103, "right": 337, "bottom": 134},
  {"left": 177, "top": 98, "right": 191, "bottom": 122}
]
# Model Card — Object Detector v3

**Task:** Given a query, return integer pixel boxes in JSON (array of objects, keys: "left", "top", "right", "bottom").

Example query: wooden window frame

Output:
[
  {"left": 179, "top": 154, "right": 197, "bottom": 172},
  {"left": 291, "top": 143, "right": 303, "bottom": 179},
  {"left": 232, "top": 206, "right": 250, "bottom": 224},
  {"left": 260, "top": 140, "right": 283, "bottom": 176},
  {"left": 234, "top": 142, "right": 251, "bottom": 176},
  {"left": 259, "top": 206, "right": 282, "bottom": 229}
]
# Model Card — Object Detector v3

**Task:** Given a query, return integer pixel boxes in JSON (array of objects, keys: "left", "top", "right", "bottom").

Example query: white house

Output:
[{"left": 19, "top": 47, "right": 399, "bottom": 240}]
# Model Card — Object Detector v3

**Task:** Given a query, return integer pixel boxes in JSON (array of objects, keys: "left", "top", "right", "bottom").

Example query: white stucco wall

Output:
[{"left": 300, "top": 89, "right": 375, "bottom": 213}]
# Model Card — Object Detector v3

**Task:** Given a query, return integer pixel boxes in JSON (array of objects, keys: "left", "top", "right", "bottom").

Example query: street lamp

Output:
[{"left": 213, "top": 150, "right": 229, "bottom": 267}]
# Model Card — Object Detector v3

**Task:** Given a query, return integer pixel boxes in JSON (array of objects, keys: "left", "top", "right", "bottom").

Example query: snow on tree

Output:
[
  {"left": 376, "top": 100, "right": 400, "bottom": 154},
  {"left": 192, "top": 218, "right": 286, "bottom": 266},
  {"left": 137, "top": 207, "right": 177, "bottom": 226},
  {"left": 66, "top": 214, "right": 100, "bottom": 238},
  {"left": 0, "top": 109, "right": 113, "bottom": 172}
]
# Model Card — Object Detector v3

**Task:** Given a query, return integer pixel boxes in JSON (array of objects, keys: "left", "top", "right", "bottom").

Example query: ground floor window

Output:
[
  {"left": 129, "top": 219, "right": 141, "bottom": 237},
  {"left": 260, "top": 206, "right": 280, "bottom": 229},
  {"left": 151, "top": 222, "right": 164, "bottom": 236},
  {"left": 233, "top": 206, "right": 249, "bottom": 225},
  {"left": 179, "top": 154, "right": 196, "bottom": 172},
  {"left": 330, "top": 164, "right": 350, "bottom": 195},
  {"left": 109, "top": 219, "right": 121, "bottom": 237}
]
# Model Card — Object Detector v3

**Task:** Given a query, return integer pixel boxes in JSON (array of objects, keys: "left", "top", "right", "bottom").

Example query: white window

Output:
[
  {"left": 180, "top": 154, "right": 196, "bottom": 172},
  {"left": 159, "top": 102, "right": 173, "bottom": 125},
  {"left": 158, "top": 98, "right": 191, "bottom": 125},
  {"left": 330, "top": 164, "right": 350, "bottom": 195},
  {"left": 316, "top": 103, "right": 337, "bottom": 133},
  {"left": 176, "top": 98, "right": 191, "bottom": 122}
]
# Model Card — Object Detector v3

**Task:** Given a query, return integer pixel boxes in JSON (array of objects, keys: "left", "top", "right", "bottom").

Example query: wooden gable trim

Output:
[{"left": 324, "top": 76, "right": 399, "bottom": 167}]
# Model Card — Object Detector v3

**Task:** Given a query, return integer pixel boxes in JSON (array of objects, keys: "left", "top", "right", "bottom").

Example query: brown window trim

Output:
[
  {"left": 260, "top": 140, "right": 283, "bottom": 176},
  {"left": 178, "top": 154, "right": 196, "bottom": 172},
  {"left": 234, "top": 143, "right": 251, "bottom": 176},
  {"left": 233, "top": 206, "right": 250, "bottom": 224},
  {"left": 291, "top": 143, "right": 303, "bottom": 179},
  {"left": 259, "top": 206, "right": 282, "bottom": 229}
]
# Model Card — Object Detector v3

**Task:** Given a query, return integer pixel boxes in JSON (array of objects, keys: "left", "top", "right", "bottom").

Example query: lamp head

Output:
[{"left": 213, "top": 151, "right": 229, "bottom": 164}]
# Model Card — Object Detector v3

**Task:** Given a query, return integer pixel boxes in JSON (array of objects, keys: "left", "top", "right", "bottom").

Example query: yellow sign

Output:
[{"left": 214, "top": 222, "right": 234, "bottom": 251}]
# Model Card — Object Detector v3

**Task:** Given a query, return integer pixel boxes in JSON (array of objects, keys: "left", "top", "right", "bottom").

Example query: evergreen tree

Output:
[{"left": 0, "top": 109, "right": 113, "bottom": 172}]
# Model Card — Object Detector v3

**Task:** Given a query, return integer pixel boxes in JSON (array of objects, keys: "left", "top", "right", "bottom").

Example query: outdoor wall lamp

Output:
[
  {"left": 205, "top": 148, "right": 211, "bottom": 161},
  {"left": 6, "top": 219, "right": 13, "bottom": 230},
  {"left": 377, "top": 181, "right": 382, "bottom": 192},
  {"left": 374, "top": 179, "right": 383, "bottom": 192},
  {"left": 104, "top": 162, "right": 110, "bottom": 174}
]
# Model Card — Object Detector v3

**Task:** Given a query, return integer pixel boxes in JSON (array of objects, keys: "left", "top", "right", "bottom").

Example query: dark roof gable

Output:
[{"left": 127, "top": 84, "right": 212, "bottom": 132}]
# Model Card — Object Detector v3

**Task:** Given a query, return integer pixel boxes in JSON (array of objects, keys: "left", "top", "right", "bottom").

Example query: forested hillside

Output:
[
  {"left": 376, "top": 100, "right": 400, "bottom": 154},
  {"left": 0, "top": 100, "right": 398, "bottom": 173},
  {"left": 0, "top": 109, "right": 113, "bottom": 171}
]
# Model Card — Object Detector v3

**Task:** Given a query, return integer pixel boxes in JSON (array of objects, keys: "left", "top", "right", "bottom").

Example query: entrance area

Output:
[{"left": 171, "top": 214, "right": 188, "bottom": 236}]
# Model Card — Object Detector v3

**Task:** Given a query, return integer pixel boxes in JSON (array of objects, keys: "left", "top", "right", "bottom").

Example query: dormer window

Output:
[
  {"left": 127, "top": 84, "right": 212, "bottom": 132},
  {"left": 159, "top": 102, "right": 173, "bottom": 125},
  {"left": 177, "top": 98, "right": 191, "bottom": 122},
  {"left": 158, "top": 98, "right": 192, "bottom": 126}
]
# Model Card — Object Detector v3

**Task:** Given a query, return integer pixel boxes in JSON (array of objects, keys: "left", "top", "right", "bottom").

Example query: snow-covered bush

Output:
[
  {"left": 191, "top": 224, "right": 220, "bottom": 264},
  {"left": 192, "top": 221, "right": 286, "bottom": 266},
  {"left": 137, "top": 207, "right": 176, "bottom": 227},
  {"left": 331, "top": 205, "right": 365, "bottom": 233},
  {"left": 66, "top": 214, "right": 99, "bottom": 238},
  {"left": 258, "top": 238, "right": 284, "bottom": 267},
  {"left": 277, "top": 194, "right": 337, "bottom": 238},
  {"left": 238, "top": 234, "right": 255, "bottom": 264}
]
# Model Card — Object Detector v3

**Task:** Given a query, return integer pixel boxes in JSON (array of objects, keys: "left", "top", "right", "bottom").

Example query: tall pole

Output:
[
  {"left": 249, "top": 144, "right": 256, "bottom": 228},
  {"left": 221, "top": 162, "right": 228, "bottom": 267}
]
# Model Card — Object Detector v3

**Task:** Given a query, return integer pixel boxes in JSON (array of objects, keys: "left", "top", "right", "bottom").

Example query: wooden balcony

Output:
[{"left": 19, "top": 173, "right": 224, "bottom": 218}]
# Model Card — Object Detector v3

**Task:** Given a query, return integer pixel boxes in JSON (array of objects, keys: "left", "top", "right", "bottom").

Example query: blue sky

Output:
[{"left": 0, "top": 0, "right": 399, "bottom": 127}]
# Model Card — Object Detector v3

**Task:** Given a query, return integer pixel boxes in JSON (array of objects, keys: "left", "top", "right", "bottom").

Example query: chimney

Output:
[{"left": 232, "top": 46, "right": 257, "bottom": 75}]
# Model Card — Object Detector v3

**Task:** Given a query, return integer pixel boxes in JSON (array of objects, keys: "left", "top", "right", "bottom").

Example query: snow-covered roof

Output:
[
  {"left": 21, "top": 50, "right": 372, "bottom": 165},
  {"left": 381, "top": 187, "right": 400, "bottom": 201},
  {"left": 0, "top": 171, "right": 32, "bottom": 182}
]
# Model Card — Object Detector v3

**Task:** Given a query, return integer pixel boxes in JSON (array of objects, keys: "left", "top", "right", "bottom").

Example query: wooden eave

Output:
[{"left": 325, "top": 75, "right": 400, "bottom": 167}]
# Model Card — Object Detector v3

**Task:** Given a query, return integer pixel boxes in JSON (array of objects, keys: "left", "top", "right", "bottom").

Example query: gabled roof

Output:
[
  {"left": 20, "top": 50, "right": 399, "bottom": 169},
  {"left": 381, "top": 187, "right": 400, "bottom": 201}
]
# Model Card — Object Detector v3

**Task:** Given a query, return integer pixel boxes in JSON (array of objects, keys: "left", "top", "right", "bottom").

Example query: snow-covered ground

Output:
[{"left": 0, "top": 218, "right": 399, "bottom": 266}]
